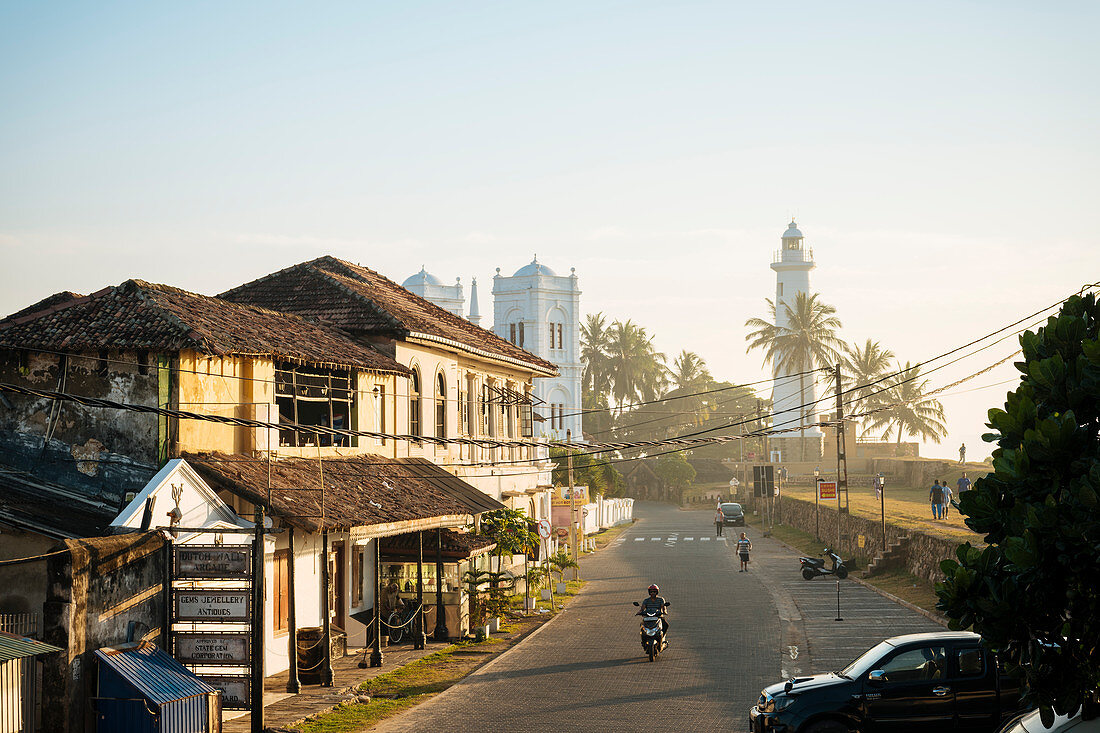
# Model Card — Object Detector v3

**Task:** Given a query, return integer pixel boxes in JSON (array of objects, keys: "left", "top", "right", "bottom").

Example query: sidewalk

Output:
[
  {"left": 734, "top": 530, "right": 944, "bottom": 680},
  {"left": 223, "top": 640, "right": 450, "bottom": 733}
]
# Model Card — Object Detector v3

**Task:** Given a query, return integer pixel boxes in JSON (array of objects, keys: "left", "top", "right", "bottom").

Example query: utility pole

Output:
[
  {"left": 834, "top": 363, "right": 849, "bottom": 554},
  {"left": 567, "top": 429, "right": 579, "bottom": 579}
]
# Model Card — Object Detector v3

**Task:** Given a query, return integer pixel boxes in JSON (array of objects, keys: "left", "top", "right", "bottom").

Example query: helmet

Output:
[{"left": 648, "top": 584, "right": 659, "bottom": 594}]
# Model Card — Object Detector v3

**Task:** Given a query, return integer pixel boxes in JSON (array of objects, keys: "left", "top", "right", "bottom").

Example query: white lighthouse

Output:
[{"left": 770, "top": 220, "right": 823, "bottom": 461}]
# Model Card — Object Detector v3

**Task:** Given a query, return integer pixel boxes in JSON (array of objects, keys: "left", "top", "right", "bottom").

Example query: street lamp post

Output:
[
  {"left": 877, "top": 473, "right": 887, "bottom": 553},
  {"left": 814, "top": 467, "right": 820, "bottom": 540}
]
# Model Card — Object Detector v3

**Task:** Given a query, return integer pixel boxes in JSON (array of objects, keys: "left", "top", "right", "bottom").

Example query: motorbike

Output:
[
  {"left": 632, "top": 601, "right": 670, "bottom": 661},
  {"left": 800, "top": 548, "right": 848, "bottom": 580}
]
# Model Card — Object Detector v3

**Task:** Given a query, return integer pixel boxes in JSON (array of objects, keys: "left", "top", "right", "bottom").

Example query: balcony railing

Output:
[{"left": 773, "top": 247, "right": 815, "bottom": 264}]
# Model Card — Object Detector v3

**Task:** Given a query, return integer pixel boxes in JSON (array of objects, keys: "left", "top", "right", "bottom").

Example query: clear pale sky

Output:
[{"left": 2, "top": 2, "right": 1097, "bottom": 460}]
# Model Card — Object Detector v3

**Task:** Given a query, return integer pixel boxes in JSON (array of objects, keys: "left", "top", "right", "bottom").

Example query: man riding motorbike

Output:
[{"left": 636, "top": 584, "right": 669, "bottom": 635}]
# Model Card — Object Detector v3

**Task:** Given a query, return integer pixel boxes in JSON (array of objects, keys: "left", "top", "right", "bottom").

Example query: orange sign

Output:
[{"left": 818, "top": 481, "right": 837, "bottom": 500}]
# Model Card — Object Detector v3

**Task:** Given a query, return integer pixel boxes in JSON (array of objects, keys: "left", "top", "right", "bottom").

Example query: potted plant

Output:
[
  {"left": 524, "top": 567, "right": 545, "bottom": 608},
  {"left": 549, "top": 549, "right": 578, "bottom": 596}
]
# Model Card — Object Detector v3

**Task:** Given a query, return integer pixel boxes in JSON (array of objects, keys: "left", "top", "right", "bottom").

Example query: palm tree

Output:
[
  {"left": 580, "top": 313, "right": 611, "bottom": 398},
  {"left": 867, "top": 362, "right": 948, "bottom": 446},
  {"left": 605, "top": 320, "right": 667, "bottom": 415},
  {"left": 745, "top": 292, "right": 845, "bottom": 460},
  {"left": 669, "top": 350, "right": 712, "bottom": 391},
  {"left": 843, "top": 339, "right": 896, "bottom": 420}
]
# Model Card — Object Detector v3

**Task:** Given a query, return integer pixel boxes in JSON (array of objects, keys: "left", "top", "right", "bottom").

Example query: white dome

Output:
[
  {"left": 402, "top": 266, "right": 444, "bottom": 289},
  {"left": 513, "top": 256, "right": 558, "bottom": 278},
  {"left": 782, "top": 220, "right": 803, "bottom": 239}
]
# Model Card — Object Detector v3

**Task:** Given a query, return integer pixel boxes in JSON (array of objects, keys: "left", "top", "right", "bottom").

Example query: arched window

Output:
[
  {"left": 409, "top": 369, "right": 421, "bottom": 437},
  {"left": 435, "top": 373, "right": 446, "bottom": 438}
]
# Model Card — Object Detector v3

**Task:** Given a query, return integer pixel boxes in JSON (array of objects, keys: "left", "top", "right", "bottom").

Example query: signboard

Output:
[
  {"left": 818, "top": 481, "right": 838, "bottom": 500},
  {"left": 753, "top": 466, "right": 774, "bottom": 498},
  {"left": 174, "top": 589, "right": 251, "bottom": 623},
  {"left": 537, "top": 519, "right": 551, "bottom": 539},
  {"left": 201, "top": 675, "right": 251, "bottom": 710},
  {"left": 174, "top": 545, "right": 252, "bottom": 579},
  {"left": 857, "top": 534, "right": 866, "bottom": 549},
  {"left": 175, "top": 632, "right": 250, "bottom": 665}
]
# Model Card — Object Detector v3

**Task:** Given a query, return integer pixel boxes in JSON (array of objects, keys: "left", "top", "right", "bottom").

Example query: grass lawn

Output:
[{"left": 781, "top": 483, "right": 983, "bottom": 543}]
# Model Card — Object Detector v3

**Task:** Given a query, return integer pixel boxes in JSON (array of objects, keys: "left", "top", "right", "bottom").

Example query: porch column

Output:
[
  {"left": 321, "top": 529, "right": 333, "bottom": 686},
  {"left": 415, "top": 531, "right": 426, "bottom": 650},
  {"left": 286, "top": 527, "right": 300, "bottom": 693},
  {"left": 370, "top": 538, "right": 383, "bottom": 667},
  {"left": 433, "top": 528, "right": 448, "bottom": 640}
]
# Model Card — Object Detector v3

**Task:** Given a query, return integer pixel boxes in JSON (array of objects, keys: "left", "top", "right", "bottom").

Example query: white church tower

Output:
[
  {"left": 770, "top": 220, "right": 823, "bottom": 461},
  {"left": 492, "top": 257, "right": 583, "bottom": 442},
  {"left": 401, "top": 267, "right": 465, "bottom": 317}
]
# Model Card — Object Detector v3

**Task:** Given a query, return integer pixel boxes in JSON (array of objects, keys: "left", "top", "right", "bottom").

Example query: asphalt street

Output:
[{"left": 375, "top": 501, "right": 941, "bottom": 732}]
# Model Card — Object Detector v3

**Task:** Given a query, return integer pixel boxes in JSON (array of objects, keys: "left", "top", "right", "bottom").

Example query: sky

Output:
[{"left": 2, "top": 1, "right": 1097, "bottom": 460}]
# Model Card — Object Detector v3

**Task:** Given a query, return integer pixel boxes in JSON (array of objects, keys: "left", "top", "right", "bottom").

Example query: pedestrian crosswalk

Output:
[{"left": 622, "top": 536, "right": 720, "bottom": 543}]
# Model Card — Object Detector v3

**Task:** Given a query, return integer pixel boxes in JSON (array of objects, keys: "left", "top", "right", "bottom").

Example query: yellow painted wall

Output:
[{"left": 176, "top": 351, "right": 275, "bottom": 455}]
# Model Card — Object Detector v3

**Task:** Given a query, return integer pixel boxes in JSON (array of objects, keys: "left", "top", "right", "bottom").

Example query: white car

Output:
[{"left": 999, "top": 709, "right": 1100, "bottom": 732}]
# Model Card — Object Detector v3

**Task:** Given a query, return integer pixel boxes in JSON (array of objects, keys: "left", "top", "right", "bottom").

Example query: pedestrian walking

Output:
[
  {"left": 941, "top": 481, "right": 953, "bottom": 519},
  {"left": 714, "top": 506, "right": 724, "bottom": 537},
  {"left": 959, "top": 443, "right": 966, "bottom": 464},
  {"left": 736, "top": 532, "right": 752, "bottom": 572},
  {"left": 957, "top": 472, "right": 972, "bottom": 493},
  {"left": 929, "top": 480, "right": 944, "bottom": 519}
]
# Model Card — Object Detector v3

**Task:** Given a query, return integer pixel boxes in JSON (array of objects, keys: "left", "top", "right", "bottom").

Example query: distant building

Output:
[
  {"left": 401, "top": 267, "right": 465, "bottom": 318},
  {"left": 770, "top": 220, "right": 824, "bottom": 461}
]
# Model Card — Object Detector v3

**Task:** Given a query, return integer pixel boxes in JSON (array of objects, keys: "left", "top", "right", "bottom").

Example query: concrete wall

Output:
[
  {"left": 0, "top": 532, "right": 55, "bottom": 620},
  {"left": 176, "top": 351, "right": 276, "bottom": 455},
  {"left": 775, "top": 496, "right": 965, "bottom": 585},
  {"left": 0, "top": 349, "right": 161, "bottom": 507},
  {"left": 42, "top": 531, "right": 167, "bottom": 733}
]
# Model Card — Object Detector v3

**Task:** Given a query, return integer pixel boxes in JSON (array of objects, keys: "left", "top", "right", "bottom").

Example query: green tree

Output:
[
  {"left": 745, "top": 291, "right": 845, "bottom": 460},
  {"left": 581, "top": 312, "right": 612, "bottom": 398},
  {"left": 936, "top": 293, "right": 1100, "bottom": 724},
  {"left": 478, "top": 508, "right": 539, "bottom": 573},
  {"left": 866, "top": 362, "right": 947, "bottom": 445},
  {"left": 605, "top": 319, "right": 668, "bottom": 415},
  {"left": 843, "top": 338, "right": 896, "bottom": 420},
  {"left": 669, "top": 350, "right": 712, "bottom": 391},
  {"left": 654, "top": 451, "right": 696, "bottom": 502},
  {"left": 550, "top": 445, "right": 626, "bottom": 498}
]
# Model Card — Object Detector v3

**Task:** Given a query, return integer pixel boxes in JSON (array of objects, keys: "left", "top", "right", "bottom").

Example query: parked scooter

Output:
[
  {"left": 800, "top": 548, "right": 848, "bottom": 580},
  {"left": 632, "top": 600, "right": 670, "bottom": 661}
]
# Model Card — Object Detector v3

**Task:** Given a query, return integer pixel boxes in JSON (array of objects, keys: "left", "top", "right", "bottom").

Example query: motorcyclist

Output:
[{"left": 636, "top": 584, "right": 669, "bottom": 634}]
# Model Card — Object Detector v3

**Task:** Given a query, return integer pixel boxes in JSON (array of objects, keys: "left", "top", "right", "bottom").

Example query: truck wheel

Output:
[
  {"left": 836, "top": 567, "right": 849, "bottom": 580},
  {"left": 804, "top": 720, "right": 850, "bottom": 733},
  {"left": 802, "top": 568, "right": 816, "bottom": 580}
]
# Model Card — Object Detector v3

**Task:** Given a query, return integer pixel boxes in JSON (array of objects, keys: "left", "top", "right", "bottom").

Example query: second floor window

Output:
[
  {"left": 410, "top": 369, "right": 421, "bottom": 437},
  {"left": 435, "top": 373, "right": 446, "bottom": 438}
]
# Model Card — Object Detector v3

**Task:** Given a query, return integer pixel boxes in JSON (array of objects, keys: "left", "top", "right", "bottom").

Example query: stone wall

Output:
[{"left": 776, "top": 496, "right": 965, "bottom": 585}]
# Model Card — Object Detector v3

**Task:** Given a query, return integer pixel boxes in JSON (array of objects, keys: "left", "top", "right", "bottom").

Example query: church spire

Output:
[{"left": 467, "top": 277, "right": 481, "bottom": 326}]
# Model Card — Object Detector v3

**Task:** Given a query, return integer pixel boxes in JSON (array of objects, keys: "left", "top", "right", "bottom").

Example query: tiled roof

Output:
[
  {"left": 380, "top": 528, "right": 496, "bottom": 559},
  {"left": 0, "top": 462, "right": 118, "bottom": 539},
  {"left": 184, "top": 452, "right": 503, "bottom": 533},
  {"left": 219, "top": 256, "right": 557, "bottom": 374},
  {"left": 0, "top": 279, "right": 408, "bottom": 375},
  {"left": 1, "top": 291, "right": 85, "bottom": 324}
]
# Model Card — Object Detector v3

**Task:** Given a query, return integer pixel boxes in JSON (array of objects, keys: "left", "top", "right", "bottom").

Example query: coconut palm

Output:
[
  {"left": 745, "top": 292, "right": 845, "bottom": 460},
  {"left": 605, "top": 320, "right": 667, "bottom": 415},
  {"left": 866, "top": 362, "right": 948, "bottom": 445},
  {"left": 580, "top": 312, "right": 612, "bottom": 398},
  {"left": 669, "top": 350, "right": 712, "bottom": 391},
  {"left": 843, "top": 339, "right": 896, "bottom": 420}
]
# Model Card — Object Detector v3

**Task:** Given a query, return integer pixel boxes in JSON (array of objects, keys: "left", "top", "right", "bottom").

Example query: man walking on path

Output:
[
  {"left": 959, "top": 443, "right": 966, "bottom": 464},
  {"left": 714, "top": 506, "right": 724, "bottom": 537},
  {"left": 957, "top": 473, "right": 972, "bottom": 493},
  {"left": 941, "top": 480, "right": 953, "bottom": 519},
  {"left": 929, "top": 480, "right": 944, "bottom": 519},
  {"left": 736, "top": 532, "right": 752, "bottom": 571}
]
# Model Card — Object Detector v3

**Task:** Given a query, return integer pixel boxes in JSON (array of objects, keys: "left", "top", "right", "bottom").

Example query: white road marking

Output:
[
  {"left": 684, "top": 537, "right": 694, "bottom": 541},
  {"left": 701, "top": 537, "right": 712, "bottom": 541},
  {"left": 651, "top": 538, "right": 661, "bottom": 541},
  {"left": 634, "top": 537, "right": 645, "bottom": 542}
]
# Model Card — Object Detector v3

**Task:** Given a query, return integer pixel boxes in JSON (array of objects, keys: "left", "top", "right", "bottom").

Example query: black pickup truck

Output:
[{"left": 749, "top": 631, "right": 1022, "bottom": 733}]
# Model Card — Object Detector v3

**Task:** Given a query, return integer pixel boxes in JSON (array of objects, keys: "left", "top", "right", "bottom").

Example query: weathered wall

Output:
[
  {"left": 176, "top": 351, "right": 276, "bottom": 455},
  {"left": 0, "top": 531, "right": 55, "bottom": 619},
  {"left": 776, "top": 496, "right": 965, "bottom": 585},
  {"left": 42, "top": 531, "right": 166, "bottom": 733},
  {"left": 0, "top": 349, "right": 161, "bottom": 506}
]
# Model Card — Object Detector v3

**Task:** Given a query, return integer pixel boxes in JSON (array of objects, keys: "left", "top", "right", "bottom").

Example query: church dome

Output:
[
  {"left": 402, "top": 266, "right": 444, "bottom": 289},
  {"left": 513, "top": 255, "right": 558, "bottom": 278},
  {"left": 782, "top": 220, "right": 803, "bottom": 239}
]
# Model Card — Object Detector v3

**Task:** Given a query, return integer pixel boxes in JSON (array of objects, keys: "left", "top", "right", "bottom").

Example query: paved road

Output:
[{"left": 375, "top": 502, "right": 942, "bottom": 732}]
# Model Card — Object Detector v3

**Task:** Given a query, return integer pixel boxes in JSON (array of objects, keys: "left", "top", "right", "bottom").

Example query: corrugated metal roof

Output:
[
  {"left": 94, "top": 642, "right": 215, "bottom": 705},
  {"left": 0, "top": 631, "right": 61, "bottom": 662}
]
